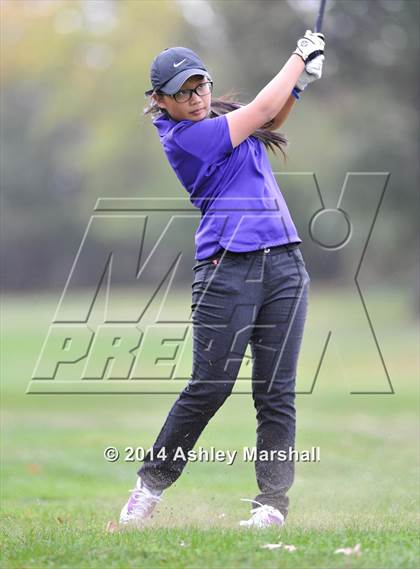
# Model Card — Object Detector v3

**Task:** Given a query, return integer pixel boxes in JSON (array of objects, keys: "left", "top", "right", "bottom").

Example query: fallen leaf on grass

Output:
[
  {"left": 334, "top": 543, "right": 361, "bottom": 556},
  {"left": 283, "top": 544, "right": 297, "bottom": 552},
  {"left": 106, "top": 520, "right": 119, "bottom": 533},
  {"left": 26, "top": 463, "right": 41, "bottom": 475},
  {"left": 261, "top": 543, "right": 297, "bottom": 552}
]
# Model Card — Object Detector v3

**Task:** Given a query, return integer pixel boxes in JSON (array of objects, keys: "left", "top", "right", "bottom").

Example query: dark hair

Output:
[{"left": 144, "top": 89, "right": 288, "bottom": 160}]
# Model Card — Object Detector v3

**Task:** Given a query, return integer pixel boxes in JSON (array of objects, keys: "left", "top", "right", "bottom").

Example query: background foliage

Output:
[{"left": 1, "top": 0, "right": 418, "bottom": 293}]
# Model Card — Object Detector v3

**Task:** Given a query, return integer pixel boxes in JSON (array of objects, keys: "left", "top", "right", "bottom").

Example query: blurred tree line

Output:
[{"left": 1, "top": 0, "right": 418, "bottom": 291}]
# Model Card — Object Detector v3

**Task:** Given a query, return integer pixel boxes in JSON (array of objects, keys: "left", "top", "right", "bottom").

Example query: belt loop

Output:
[{"left": 286, "top": 243, "right": 296, "bottom": 256}]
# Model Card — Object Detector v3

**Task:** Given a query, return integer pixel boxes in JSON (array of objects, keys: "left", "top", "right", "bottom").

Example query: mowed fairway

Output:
[{"left": 1, "top": 286, "right": 419, "bottom": 568}]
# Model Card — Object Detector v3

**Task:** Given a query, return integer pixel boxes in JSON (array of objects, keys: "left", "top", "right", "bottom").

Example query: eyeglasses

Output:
[{"left": 163, "top": 81, "right": 213, "bottom": 103}]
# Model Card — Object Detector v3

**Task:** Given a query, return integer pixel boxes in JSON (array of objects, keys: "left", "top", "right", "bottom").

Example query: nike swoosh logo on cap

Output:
[{"left": 173, "top": 59, "right": 187, "bottom": 68}]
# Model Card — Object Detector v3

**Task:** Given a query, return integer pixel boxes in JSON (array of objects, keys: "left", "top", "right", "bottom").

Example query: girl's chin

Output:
[{"left": 189, "top": 108, "right": 207, "bottom": 119}]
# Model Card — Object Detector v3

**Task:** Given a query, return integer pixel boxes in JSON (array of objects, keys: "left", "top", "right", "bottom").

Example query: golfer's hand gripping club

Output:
[
  {"left": 295, "top": 55, "right": 325, "bottom": 92},
  {"left": 293, "top": 29, "right": 325, "bottom": 64},
  {"left": 294, "top": 30, "right": 326, "bottom": 93}
]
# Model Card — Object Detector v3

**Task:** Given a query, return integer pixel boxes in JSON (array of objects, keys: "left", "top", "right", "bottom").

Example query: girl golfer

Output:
[{"left": 120, "top": 31, "right": 325, "bottom": 529}]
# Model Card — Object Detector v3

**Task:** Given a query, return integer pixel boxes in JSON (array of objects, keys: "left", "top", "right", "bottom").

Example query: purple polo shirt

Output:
[{"left": 153, "top": 113, "right": 302, "bottom": 260}]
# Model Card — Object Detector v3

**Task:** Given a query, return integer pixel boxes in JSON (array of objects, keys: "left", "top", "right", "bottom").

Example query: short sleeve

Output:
[{"left": 174, "top": 115, "right": 233, "bottom": 163}]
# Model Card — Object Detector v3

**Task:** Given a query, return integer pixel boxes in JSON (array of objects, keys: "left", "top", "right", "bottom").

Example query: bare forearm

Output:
[
  {"left": 254, "top": 54, "right": 304, "bottom": 121},
  {"left": 267, "top": 94, "right": 297, "bottom": 130}
]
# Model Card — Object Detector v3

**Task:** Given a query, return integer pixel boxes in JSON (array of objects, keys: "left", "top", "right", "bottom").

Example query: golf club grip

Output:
[{"left": 315, "top": 0, "right": 327, "bottom": 33}]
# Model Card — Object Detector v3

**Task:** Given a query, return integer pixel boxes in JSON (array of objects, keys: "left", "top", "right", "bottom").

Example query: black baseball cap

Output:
[{"left": 144, "top": 47, "right": 212, "bottom": 96}]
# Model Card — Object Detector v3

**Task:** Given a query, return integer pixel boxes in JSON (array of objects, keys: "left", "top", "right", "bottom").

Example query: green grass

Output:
[{"left": 1, "top": 286, "right": 419, "bottom": 568}]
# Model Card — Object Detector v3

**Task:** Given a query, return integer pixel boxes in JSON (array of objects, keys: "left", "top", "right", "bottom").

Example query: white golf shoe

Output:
[
  {"left": 239, "top": 499, "right": 285, "bottom": 529},
  {"left": 119, "top": 477, "right": 162, "bottom": 527}
]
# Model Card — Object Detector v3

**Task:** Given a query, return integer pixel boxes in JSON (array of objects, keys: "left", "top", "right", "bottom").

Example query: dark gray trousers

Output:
[{"left": 139, "top": 243, "right": 310, "bottom": 518}]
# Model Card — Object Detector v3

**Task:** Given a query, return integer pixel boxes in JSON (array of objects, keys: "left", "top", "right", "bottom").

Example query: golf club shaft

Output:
[{"left": 315, "top": 0, "right": 327, "bottom": 32}]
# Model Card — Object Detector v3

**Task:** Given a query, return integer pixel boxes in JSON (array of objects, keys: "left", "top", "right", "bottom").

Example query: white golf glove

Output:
[
  {"left": 293, "top": 29, "right": 325, "bottom": 63},
  {"left": 295, "top": 54, "right": 325, "bottom": 91}
]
